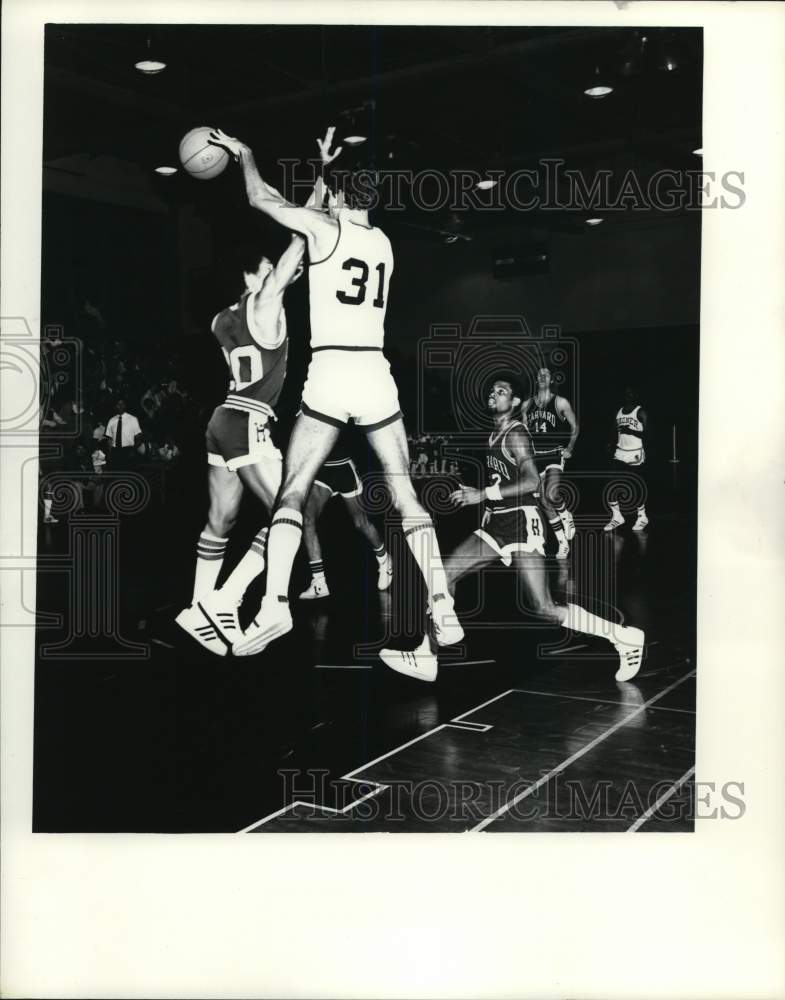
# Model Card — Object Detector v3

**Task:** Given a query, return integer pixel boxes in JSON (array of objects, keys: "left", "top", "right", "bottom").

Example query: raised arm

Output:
[
  {"left": 208, "top": 129, "right": 336, "bottom": 255},
  {"left": 556, "top": 395, "right": 579, "bottom": 459}
]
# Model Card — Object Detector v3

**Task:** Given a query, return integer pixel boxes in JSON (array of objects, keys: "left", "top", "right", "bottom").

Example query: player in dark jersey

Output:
[
  {"left": 298, "top": 438, "right": 392, "bottom": 599},
  {"left": 522, "top": 367, "right": 579, "bottom": 559},
  {"left": 379, "top": 375, "right": 644, "bottom": 683},
  {"left": 175, "top": 234, "right": 307, "bottom": 655}
]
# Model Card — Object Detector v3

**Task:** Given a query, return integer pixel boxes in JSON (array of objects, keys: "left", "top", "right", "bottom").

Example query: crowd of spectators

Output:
[{"left": 39, "top": 317, "right": 200, "bottom": 516}]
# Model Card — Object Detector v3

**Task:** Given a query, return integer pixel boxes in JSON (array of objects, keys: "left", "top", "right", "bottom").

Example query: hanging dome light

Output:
[
  {"left": 154, "top": 166, "right": 178, "bottom": 176},
  {"left": 584, "top": 65, "right": 613, "bottom": 98},
  {"left": 135, "top": 36, "right": 166, "bottom": 74}
]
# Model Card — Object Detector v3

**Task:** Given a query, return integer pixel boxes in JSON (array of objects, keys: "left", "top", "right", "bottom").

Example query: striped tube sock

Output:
[
  {"left": 402, "top": 516, "right": 449, "bottom": 606},
  {"left": 193, "top": 531, "right": 229, "bottom": 603},
  {"left": 265, "top": 507, "right": 303, "bottom": 600},
  {"left": 309, "top": 558, "right": 326, "bottom": 584},
  {"left": 549, "top": 516, "right": 566, "bottom": 544},
  {"left": 373, "top": 543, "right": 388, "bottom": 565},
  {"left": 221, "top": 527, "right": 269, "bottom": 603}
]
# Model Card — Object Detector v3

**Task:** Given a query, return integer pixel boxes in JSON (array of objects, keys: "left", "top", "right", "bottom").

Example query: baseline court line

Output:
[
  {"left": 511, "top": 687, "right": 696, "bottom": 715},
  {"left": 469, "top": 670, "right": 696, "bottom": 832},
  {"left": 626, "top": 766, "right": 696, "bottom": 832}
]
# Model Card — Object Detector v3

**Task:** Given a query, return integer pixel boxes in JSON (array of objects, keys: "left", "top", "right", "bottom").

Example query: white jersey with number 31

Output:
[{"left": 309, "top": 220, "right": 394, "bottom": 350}]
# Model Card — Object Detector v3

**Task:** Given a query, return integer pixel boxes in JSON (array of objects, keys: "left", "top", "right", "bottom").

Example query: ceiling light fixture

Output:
[
  {"left": 585, "top": 217, "right": 604, "bottom": 226},
  {"left": 135, "top": 36, "right": 166, "bottom": 74},
  {"left": 476, "top": 178, "right": 498, "bottom": 191},
  {"left": 155, "top": 166, "right": 178, "bottom": 176},
  {"left": 584, "top": 66, "right": 613, "bottom": 98},
  {"left": 344, "top": 135, "right": 367, "bottom": 146},
  {"left": 692, "top": 147, "right": 703, "bottom": 156}
]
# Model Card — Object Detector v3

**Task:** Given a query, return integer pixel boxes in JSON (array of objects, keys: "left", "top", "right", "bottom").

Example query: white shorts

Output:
[{"left": 301, "top": 349, "right": 402, "bottom": 429}]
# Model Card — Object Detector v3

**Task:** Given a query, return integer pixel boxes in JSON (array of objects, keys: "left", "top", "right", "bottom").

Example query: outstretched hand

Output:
[
  {"left": 450, "top": 486, "right": 484, "bottom": 508},
  {"left": 317, "top": 126, "right": 342, "bottom": 166},
  {"left": 208, "top": 128, "right": 246, "bottom": 161}
]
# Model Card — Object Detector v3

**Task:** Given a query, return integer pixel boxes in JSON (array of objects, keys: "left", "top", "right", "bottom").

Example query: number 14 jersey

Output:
[{"left": 309, "top": 219, "right": 394, "bottom": 350}]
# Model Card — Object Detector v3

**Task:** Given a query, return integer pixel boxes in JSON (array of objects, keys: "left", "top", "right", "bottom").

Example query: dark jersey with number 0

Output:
[{"left": 211, "top": 292, "right": 288, "bottom": 410}]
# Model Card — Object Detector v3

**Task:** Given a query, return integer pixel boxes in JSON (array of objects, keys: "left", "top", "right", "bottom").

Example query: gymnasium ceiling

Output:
[{"left": 43, "top": 24, "right": 703, "bottom": 240}]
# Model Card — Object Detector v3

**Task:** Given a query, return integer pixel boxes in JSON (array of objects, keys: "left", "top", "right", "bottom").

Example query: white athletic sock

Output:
[
  {"left": 637, "top": 505, "right": 647, "bottom": 517},
  {"left": 265, "top": 507, "right": 303, "bottom": 601},
  {"left": 43, "top": 498, "right": 53, "bottom": 518},
  {"left": 403, "top": 516, "right": 450, "bottom": 606},
  {"left": 373, "top": 543, "right": 388, "bottom": 565},
  {"left": 609, "top": 501, "right": 622, "bottom": 519},
  {"left": 309, "top": 559, "right": 326, "bottom": 585},
  {"left": 220, "top": 528, "right": 268, "bottom": 603},
  {"left": 192, "top": 530, "right": 229, "bottom": 603},
  {"left": 563, "top": 602, "right": 619, "bottom": 645}
]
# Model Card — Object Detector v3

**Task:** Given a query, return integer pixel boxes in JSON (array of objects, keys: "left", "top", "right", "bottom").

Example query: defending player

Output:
[
  {"left": 207, "top": 126, "right": 461, "bottom": 657},
  {"left": 174, "top": 234, "right": 307, "bottom": 654},
  {"left": 299, "top": 443, "right": 392, "bottom": 599},
  {"left": 604, "top": 385, "right": 649, "bottom": 532},
  {"left": 379, "top": 376, "right": 644, "bottom": 683},
  {"left": 522, "top": 367, "right": 579, "bottom": 559}
]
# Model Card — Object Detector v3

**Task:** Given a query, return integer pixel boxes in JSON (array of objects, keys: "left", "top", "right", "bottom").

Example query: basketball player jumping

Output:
[
  {"left": 207, "top": 126, "right": 461, "bottom": 656},
  {"left": 175, "top": 231, "right": 309, "bottom": 654},
  {"left": 299, "top": 440, "right": 393, "bottom": 600},
  {"left": 604, "top": 385, "right": 649, "bottom": 532},
  {"left": 522, "top": 367, "right": 579, "bottom": 559},
  {"left": 379, "top": 375, "right": 644, "bottom": 683}
]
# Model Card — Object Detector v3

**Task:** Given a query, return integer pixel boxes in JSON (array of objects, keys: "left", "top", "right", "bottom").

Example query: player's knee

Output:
[{"left": 208, "top": 508, "right": 236, "bottom": 537}]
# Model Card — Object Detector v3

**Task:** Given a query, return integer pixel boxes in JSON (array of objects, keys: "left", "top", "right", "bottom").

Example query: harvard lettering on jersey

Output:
[
  {"left": 309, "top": 219, "right": 394, "bottom": 350},
  {"left": 485, "top": 421, "right": 538, "bottom": 513},
  {"left": 212, "top": 292, "right": 288, "bottom": 415},
  {"left": 527, "top": 393, "right": 569, "bottom": 456},
  {"left": 615, "top": 405, "right": 645, "bottom": 464}
]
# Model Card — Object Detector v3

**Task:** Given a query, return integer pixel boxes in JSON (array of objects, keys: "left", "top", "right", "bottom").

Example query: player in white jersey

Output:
[
  {"left": 605, "top": 385, "right": 649, "bottom": 532},
  {"left": 208, "top": 126, "right": 461, "bottom": 656}
]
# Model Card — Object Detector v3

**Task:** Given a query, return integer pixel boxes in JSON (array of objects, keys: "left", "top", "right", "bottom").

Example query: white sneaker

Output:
[
  {"left": 43, "top": 514, "right": 59, "bottom": 524},
  {"left": 560, "top": 509, "right": 576, "bottom": 541},
  {"left": 603, "top": 514, "right": 625, "bottom": 533},
  {"left": 431, "top": 594, "right": 464, "bottom": 646},
  {"left": 175, "top": 604, "right": 228, "bottom": 657},
  {"left": 632, "top": 513, "right": 649, "bottom": 531},
  {"left": 198, "top": 589, "right": 242, "bottom": 647},
  {"left": 612, "top": 625, "right": 645, "bottom": 682},
  {"left": 377, "top": 556, "right": 393, "bottom": 591},
  {"left": 233, "top": 595, "right": 293, "bottom": 657},
  {"left": 556, "top": 540, "right": 570, "bottom": 560},
  {"left": 299, "top": 578, "right": 330, "bottom": 600},
  {"left": 379, "top": 635, "right": 438, "bottom": 682}
]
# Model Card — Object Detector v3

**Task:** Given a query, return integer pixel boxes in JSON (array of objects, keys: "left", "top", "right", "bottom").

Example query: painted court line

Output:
[
  {"left": 512, "top": 687, "right": 695, "bottom": 715},
  {"left": 238, "top": 689, "right": 515, "bottom": 832},
  {"left": 626, "top": 766, "right": 696, "bottom": 832},
  {"left": 469, "top": 670, "right": 696, "bottom": 832}
]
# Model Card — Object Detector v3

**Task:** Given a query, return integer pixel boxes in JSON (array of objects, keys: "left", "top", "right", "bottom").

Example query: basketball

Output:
[{"left": 178, "top": 126, "right": 229, "bottom": 180}]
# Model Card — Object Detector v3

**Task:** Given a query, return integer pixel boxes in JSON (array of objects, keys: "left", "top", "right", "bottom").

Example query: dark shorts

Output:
[
  {"left": 313, "top": 457, "right": 362, "bottom": 499},
  {"left": 205, "top": 405, "right": 282, "bottom": 473},
  {"left": 534, "top": 449, "right": 565, "bottom": 477},
  {"left": 475, "top": 505, "right": 546, "bottom": 565}
]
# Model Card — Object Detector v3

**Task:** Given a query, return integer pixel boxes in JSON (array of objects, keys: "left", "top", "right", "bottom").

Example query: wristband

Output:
[{"left": 485, "top": 483, "right": 503, "bottom": 502}]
